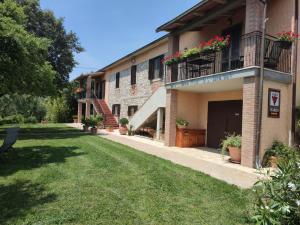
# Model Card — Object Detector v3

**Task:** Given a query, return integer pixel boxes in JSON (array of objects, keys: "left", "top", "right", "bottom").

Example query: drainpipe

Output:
[
  {"left": 291, "top": 0, "right": 299, "bottom": 145},
  {"left": 255, "top": 0, "right": 267, "bottom": 168}
]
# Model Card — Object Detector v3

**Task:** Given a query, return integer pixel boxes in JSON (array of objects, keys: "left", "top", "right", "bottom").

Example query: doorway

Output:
[{"left": 207, "top": 100, "right": 243, "bottom": 148}]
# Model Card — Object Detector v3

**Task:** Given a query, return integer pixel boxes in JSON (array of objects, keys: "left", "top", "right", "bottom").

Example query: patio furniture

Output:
[{"left": 0, "top": 127, "right": 20, "bottom": 154}]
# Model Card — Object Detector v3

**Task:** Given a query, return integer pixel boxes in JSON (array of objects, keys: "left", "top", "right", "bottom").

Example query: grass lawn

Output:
[{"left": 0, "top": 124, "right": 253, "bottom": 225}]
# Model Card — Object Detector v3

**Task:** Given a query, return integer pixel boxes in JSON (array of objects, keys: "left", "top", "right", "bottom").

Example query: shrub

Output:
[
  {"left": 252, "top": 143, "right": 300, "bottom": 225},
  {"left": 262, "top": 141, "right": 292, "bottom": 167},
  {"left": 119, "top": 118, "right": 129, "bottom": 126},
  {"left": 82, "top": 117, "right": 90, "bottom": 128},
  {"left": 221, "top": 134, "right": 242, "bottom": 156},
  {"left": 24, "top": 116, "right": 38, "bottom": 124},
  {"left": 0, "top": 114, "right": 25, "bottom": 125},
  {"left": 89, "top": 115, "right": 103, "bottom": 128},
  {"left": 44, "top": 97, "right": 70, "bottom": 123}
]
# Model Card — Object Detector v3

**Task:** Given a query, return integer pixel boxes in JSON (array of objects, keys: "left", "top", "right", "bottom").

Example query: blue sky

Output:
[{"left": 40, "top": 0, "right": 199, "bottom": 80}]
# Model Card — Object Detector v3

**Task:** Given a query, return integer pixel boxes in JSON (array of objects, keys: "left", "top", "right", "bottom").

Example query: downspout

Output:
[
  {"left": 255, "top": 0, "right": 267, "bottom": 168},
  {"left": 291, "top": 0, "right": 299, "bottom": 145}
]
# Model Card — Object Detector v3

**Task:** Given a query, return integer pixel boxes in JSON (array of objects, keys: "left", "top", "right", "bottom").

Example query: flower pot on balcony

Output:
[
  {"left": 119, "top": 126, "right": 128, "bottom": 135},
  {"left": 275, "top": 40, "right": 292, "bottom": 49},
  {"left": 228, "top": 147, "right": 241, "bottom": 164},
  {"left": 90, "top": 127, "right": 98, "bottom": 135}
]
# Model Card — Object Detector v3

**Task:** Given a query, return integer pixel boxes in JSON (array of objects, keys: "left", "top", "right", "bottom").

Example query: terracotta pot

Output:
[
  {"left": 90, "top": 127, "right": 98, "bottom": 135},
  {"left": 83, "top": 126, "right": 89, "bottom": 132},
  {"left": 119, "top": 126, "right": 128, "bottom": 135},
  {"left": 228, "top": 147, "right": 241, "bottom": 164},
  {"left": 106, "top": 127, "right": 114, "bottom": 132},
  {"left": 269, "top": 156, "right": 278, "bottom": 168}
]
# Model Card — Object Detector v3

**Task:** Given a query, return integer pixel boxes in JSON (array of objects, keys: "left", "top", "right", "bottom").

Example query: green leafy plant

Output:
[
  {"left": 89, "top": 115, "right": 103, "bottom": 128},
  {"left": 119, "top": 118, "right": 129, "bottom": 126},
  {"left": 181, "top": 47, "right": 201, "bottom": 59},
  {"left": 200, "top": 35, "right": 230, "bottom": 53},
  {"left": 128, "top": 125, "right": 135, "bottom": 136},
  {"left": 252, "top": 144, "right": 300, "bottom": 225},
  {"left": 221, "top": 134, "right": 241, "bottom": 156},
  {"left": 262, "top": 141, "right": 292, "bottom": 167},
  {"left": 81, "top": 117, "right": 90, "bottom": 128},
  {"left": 176, "top": 118, "right": 189, "bottom": 127},
  {"left": 276, "top": 31, "right": 298, "bottom": 43}
]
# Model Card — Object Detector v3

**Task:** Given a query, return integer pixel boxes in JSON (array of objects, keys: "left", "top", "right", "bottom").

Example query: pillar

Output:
[
  {"left": 167, "top": 35, "right": 179, "bottom": 83},
  {"left": 241, "top": 77, "right": 259, "bottom": 168},
  {"left": 85, "top": 100, "right": 91, "bottom": 119},
  {"left": 165, "top": 90, "right": 177, "bottom": 146},
  {"left": 156, "top": 108, "right": 164, "bottom": 140},
  {"left": 86, "top": 75, "right": 92, "bottom": 99},
  {"left": 78, "top": 102, "right": 82, "bottom": 123}
]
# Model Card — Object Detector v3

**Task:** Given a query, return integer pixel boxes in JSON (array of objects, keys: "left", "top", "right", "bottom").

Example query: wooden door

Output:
[{"left": 207, "top": 100, "right": 243, "bottom": 148}]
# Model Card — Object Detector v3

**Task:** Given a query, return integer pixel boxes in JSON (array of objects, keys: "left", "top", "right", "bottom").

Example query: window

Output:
[
  {"left": 128, "top": 105, "right": 138, "bottom": 117},
  {"left": 149, "top": 55, "right": 164, "bottom": 80},
  {"left": 131, "top": 65, "right": 137, "bottom": 85},
  {"left": 112, "top": 104, "right": 121, "bottom": 117},
  {"left": 115, "top": 72, "right": 120, "bottom": 88}
]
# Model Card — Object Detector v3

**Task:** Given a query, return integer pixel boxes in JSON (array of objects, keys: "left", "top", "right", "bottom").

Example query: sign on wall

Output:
[{"left": 268, "top": 89, "right": 281, "bottom": 118}]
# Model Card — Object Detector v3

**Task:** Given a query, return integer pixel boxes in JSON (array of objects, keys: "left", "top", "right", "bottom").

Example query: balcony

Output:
[{"left": 166, "top": 32, "right": 292, "bottom": 84}]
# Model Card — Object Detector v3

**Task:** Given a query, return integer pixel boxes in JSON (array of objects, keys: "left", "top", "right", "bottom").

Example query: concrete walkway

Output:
[{"left": 67, "top": 123, "right": 262, "bottom": 189}]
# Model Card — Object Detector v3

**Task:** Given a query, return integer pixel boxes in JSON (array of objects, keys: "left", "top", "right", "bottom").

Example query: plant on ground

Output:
[
  {"left": 89, "top": 115, "right": 103, "bottom": 128},
  {"left": 221, "top": 134, "right": 242, "bottom": 156},
  {"left": 262, "top": 141, "right": 292, "bottom": 167},
  {"left": 44, "top": 96, "right": 69, "bottom": 123},
  {"left": 252, "top": 144, "right": 300, "bottom": 225},
  {"left": 81, "top": 117, "right": 90, "bottom": 129},
  {"left": 119, "top": 118, "right": 129, "bottom": 126}
]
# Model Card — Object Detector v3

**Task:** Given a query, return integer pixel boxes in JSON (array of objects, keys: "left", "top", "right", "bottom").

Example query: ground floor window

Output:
[
  {"left": 128, "top": 105, "right": 138, "bottom": 117},
  {"left": 112, "top": 104, "right": 121, "bottom": 117}
]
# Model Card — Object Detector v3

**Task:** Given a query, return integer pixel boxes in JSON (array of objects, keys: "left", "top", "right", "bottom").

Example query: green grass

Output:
[{"left": 0, "top": 124, "right": 253, "bottom": 225}]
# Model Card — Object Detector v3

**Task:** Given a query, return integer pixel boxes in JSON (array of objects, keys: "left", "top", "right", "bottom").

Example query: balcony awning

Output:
[{"left": 156, "top": 0, "right": 245, "bottom": 33}]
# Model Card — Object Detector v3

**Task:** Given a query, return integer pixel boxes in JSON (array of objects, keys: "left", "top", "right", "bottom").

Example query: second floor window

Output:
[
  {"left": 112, "top": 104, "right": 121, "bottom": 117},
  {"left": 131, "top": 65, "right": 137, "bottom": 85},
  {"left": 148, "top": 55, "right": 164, "bottom": 80},
  {"left": 115, "top": 72, "right": 120, "bottom": 88},
  {"left": 128, "top": 105, "right": 138, "bottom": 117}
]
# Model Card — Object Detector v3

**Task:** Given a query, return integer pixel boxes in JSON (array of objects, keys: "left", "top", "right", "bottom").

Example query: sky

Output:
[{"left": 39, "top": 0, "right": 200, "bottom": 80}]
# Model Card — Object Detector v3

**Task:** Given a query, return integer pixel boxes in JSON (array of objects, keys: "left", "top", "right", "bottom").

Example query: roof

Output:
[
  {"left": 156, "top": 0, "right": 244, "bottom": 33},
  {"left": 74, "top": 71, "right": 105, "bottom": 81},
  {"left": 97, "top": 35, "right": 168, "bottom": 72}
]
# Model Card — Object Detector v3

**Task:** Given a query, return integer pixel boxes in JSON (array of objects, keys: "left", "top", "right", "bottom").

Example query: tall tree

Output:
[
  {"left": 17, "top": 0, "right": 84, "bottom": 89},
  {"left": 0, "top": 0, "right": 56, "bottom": 96}
]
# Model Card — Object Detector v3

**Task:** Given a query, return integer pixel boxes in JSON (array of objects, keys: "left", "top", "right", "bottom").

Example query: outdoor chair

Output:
[{"left": 0, "top": 127, "right": 20, "bottom": 154}]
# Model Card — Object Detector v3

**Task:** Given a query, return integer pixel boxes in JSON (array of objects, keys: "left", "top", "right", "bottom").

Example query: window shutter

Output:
[
  {"left": 116, "top": 72, "right": 120, "bottom": 88},
  {"left": 131, "top": 65, "right": 137, "bottom": 85},
  {"left": 148, "top": 59, "right": 154, "bottom": 80},
  {"left": 117, "top": 105, "right": 121, "bottom": 117},
  {"left": 112, "top": 105, "right": 115, "bottom": 115}
]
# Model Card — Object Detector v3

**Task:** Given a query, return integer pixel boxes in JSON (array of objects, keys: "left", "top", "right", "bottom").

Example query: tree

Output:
[
  {"left": 17, "top": 0, "right": 84, "bottom": 89},
  {"left": 0, "top": 0, "right": 56, "bottom": 96}
]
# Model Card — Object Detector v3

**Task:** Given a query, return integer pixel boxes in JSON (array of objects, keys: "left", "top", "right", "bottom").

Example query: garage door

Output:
[{"left": 207, "top": 100, "right": 243, "bottom": 149}]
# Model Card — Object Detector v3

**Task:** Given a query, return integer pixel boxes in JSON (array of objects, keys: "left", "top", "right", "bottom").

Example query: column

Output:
[
  {"left": 241, "top": 77, "right": 259, "bottom": 168},
  {"left": 78, "top": 102, "right": 82, "bottom": 123},
  {"left": 85, "top": 100, "right": 91, "bottom": 119},
  {"left": 156, "top": 108, "right": 164, "bottom": 140},
  {"left": 167, "top": 35, "right": 179, "bottom": 83},
  {"left": 165, "top": 89, "right": 177, "bottom": 146}
]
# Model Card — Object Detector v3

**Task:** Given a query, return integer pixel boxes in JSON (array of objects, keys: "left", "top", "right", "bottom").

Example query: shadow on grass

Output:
[
  {"left": 0, "top": 145, "right": 85, "bottom": 176},
  {"left": 0, "top": 180, "right": 56, "bottom": 225}
]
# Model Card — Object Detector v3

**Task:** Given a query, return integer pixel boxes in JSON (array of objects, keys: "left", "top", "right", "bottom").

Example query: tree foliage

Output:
[
  {"left": 17, "top": 0, "right": 84, "bottom": 89},
  {"left": 0, "top": 0, "right": 56, "bottom": 96}
]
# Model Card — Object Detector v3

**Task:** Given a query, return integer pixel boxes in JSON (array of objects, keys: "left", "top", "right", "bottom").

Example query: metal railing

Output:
[{"left": 166, "top": 31, "right": 292, "bottom": 83}]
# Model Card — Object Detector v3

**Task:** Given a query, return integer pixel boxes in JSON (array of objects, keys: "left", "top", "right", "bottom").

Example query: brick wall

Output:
[{"left": 165, "top": 89, "right": 177, "bottom": 146}]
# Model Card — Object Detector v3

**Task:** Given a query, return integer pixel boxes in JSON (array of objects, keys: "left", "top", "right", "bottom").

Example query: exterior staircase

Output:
[{"left": 92, "top": 99, "right": 119, "bottom": 128}]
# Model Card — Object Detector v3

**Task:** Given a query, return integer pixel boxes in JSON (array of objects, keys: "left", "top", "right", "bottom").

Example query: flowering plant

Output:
[
  {"left": 181, "top": 47, "right": 201, "bottom": 59},
  {"left": 200, "top": 35, "right": 230, "bottom": 53},
  {"left": 276, "top": 31, "right": 298, "bottom": 43},
  {"left": 162, "top": 51, "right": 182, "bottom": 66},
  {"left": 252, "top": 142, "right": 300, "bottom": 225}
]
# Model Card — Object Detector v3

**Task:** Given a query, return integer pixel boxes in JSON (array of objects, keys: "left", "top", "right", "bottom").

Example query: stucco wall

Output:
[
  {"left": 176, "top": 90, "right": 243, "bottom": 131},
  {"left": 260, "top": 80, "right": 292, "bottom": 158},
  {"left": 105, "top": 41, "right": 168, "bottom": 119}
]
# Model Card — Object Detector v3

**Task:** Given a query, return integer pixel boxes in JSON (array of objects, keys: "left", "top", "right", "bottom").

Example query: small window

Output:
[
  {"left": 128, "top": 105, "right": 138, "bottom": 117},
  {"left": 115, "top": 72, "right": 120, "bottom": 88},
  {"left": 112, "top": 104, "right": 121, "bottom": 117},
  {"left": 149, "top": 55, "right": 164, "bottom": 80},
  {"left": 131, "top": 65, "right": 137, "bottom": 85}
]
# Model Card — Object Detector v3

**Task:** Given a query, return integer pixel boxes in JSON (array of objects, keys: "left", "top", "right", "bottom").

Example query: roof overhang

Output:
[
  {"left": 74, "top": 71, "right": 105, "bottom": 81},
  {"left": 156, "top": 0, "right": 245, "bottom": 33}
]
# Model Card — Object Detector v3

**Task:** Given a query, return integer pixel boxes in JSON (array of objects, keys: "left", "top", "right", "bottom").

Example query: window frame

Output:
[
  {"left": 128, "top": 105, "right": 138, "bottom": 117},
  {"left": 148, "top": 55, "right": 164, "bottom": 80},
  {"left": 131, "top": 65, "right": 137, "bottom": 85},
  {"left": 112, "top": 104, "right": 121, "bottom": 117},
  {"left": 115, "top": 72, "right": 120, "bottom": 89}
]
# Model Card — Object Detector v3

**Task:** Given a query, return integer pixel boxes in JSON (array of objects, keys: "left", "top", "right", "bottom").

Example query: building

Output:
[{"left": 75, "top": 0, "right": 299, "bottom": 168}]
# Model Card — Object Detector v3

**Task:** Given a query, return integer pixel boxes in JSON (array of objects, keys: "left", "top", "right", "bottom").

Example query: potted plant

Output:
[
  {"left": 221, "top": 134, "right": 242, "bottom": 164},
  {"left": 200, "top": 35, "right": 230, "bottom": 53},
  {"left": 181, "top": 47, "right": 201, "bottom": 61},
  {"left": 262, "top": 141, "right": 291, "bottom": 168},
  {"left": 106, "top": 125, "right": 114, "bottom": 132},
  {"left": 89, "top": 115, "right": 103, "bottom": 135},
  {"left": 119, "top": 118, "right": 129, "bottom": 135},
  {"left": 162, "top": 51, "right": 182, "bottom": 66},
  {"left": 176, "top": 118, "right": 189, "bottom": 129},
  {"left": 81, "top": 117, "right": 90, "bottom": 132},
  {"left": 276, "top": 31, "right": 298, "bottom": 49},
  {"left": 73, "top": 115, "right": 78, "bottom": 123},
  {"left": 128, "top": 125, "right": 135, "bottom": 136}
]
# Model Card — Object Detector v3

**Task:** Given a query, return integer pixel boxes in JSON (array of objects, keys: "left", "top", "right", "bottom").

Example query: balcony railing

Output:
[{"left": 166, "top": 31, "right": 292, "bottom": 83}]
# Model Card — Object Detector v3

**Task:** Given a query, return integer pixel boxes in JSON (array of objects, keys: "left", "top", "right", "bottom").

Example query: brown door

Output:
[{"left": 207, "top": 100, "right": 243, "bottom": 148}]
